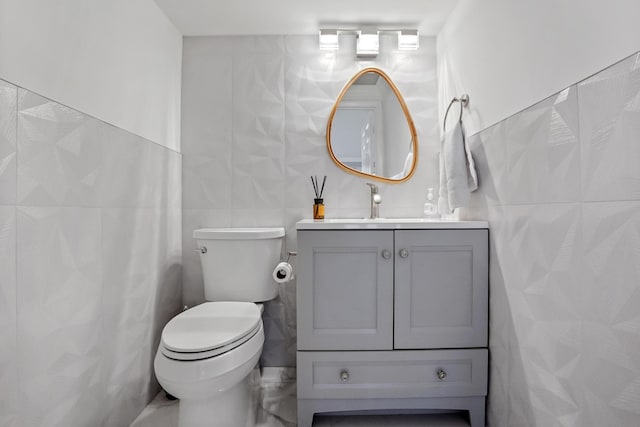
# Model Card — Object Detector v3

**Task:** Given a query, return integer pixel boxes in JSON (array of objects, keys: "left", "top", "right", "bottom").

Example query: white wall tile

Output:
[
  {"left": 232, "top": 176, "right": 285, "bottom": 209},
  {"left": 0, "top": 207, "right": 18, "bottom": 426},
  {"left": 487, "top": 286, "right": 510, "bottom": 426},
  {"left": 581, "top": 201, "right": 640, "bottom": 323},
  {"left": 485, "top": 206, "right": 510, "bottom": 427},
  {"left": 579, "top": 53, "right": 640, "bottom": 202},
  {"left": 284, "top": 176, "right": 323, "bottom": 210},
  {"left": 0, "top": 81, "right": 17, "bottom": 206},
  {"left": 16, "top": 206, "right": 105, "bottom": 427},
  {"left": 149, "top": 142, "right": 181, "bottom": 210},
  {"left": 470, "top": 50, "right": 640, "bottom": 427},
  {"left": 506, "top": 203, "right": 582, "bottom": 317},
  {"left": 232, "top": 58, "right": 284, "bottom": 146},
  {"left": 487, "top": 203, "right": 584, "bottom": 426},
  {"left": 164, "top": 148, "right": 182, "bottom": 211},
  {"left": 102, "top": 126, "right": 148, "bottom": 208},
  {"left": 17, "top": 90, "right": 103, "bottom": 207},
  {"left": 183, "top": 148, "right": 232, "bottom": 209},
  {"left": 181, "top": 40, "right": 233, "bottom": 210},
  {"left": 579, "top": 201, "right": 640, "bottom": 426},
  {"left": 102, "top": 127, "right": 178, "bottom": 209},
  {"left": 284, "top": 133, "right": 336, "bottom": 182},
  {"left": 503, "top": 203, "right": 583, "bottom": 425},
  {"left": 101, "top": 208, "right": 182, "bottom": 427},
  {"left": 181, "top": 48, "right": 233, "bottom": 145},
  {"left": 3, "top": 82, "right": 182, "bottom": 427},
  {"left": 229, "top": 208, "right": 285, "bottom": 228},
  {"left": 231, "top": 49, "right": 285, "bottom": 211},
  {"left": 503, "top": 87, "right": 581, "bottom": 205}
]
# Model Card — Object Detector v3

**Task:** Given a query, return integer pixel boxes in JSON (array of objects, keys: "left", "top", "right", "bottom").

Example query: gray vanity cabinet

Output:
[
  {"left": 297, "top": 230, "right": 394, "bottom": 351},
  {"left": 394, "top": 229, "right": 488, "bottom": 349},
  {"left": 296, "top": 224, "right": 489, "bottom": 427}
]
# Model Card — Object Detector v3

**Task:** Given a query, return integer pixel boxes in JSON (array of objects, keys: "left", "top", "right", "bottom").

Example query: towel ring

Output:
[{"left": 443, "top": 94, "right": 469, "bottom": 132}]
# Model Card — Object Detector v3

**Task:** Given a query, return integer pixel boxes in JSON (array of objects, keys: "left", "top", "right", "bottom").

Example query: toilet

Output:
[{"left": 154, "top": 227, "right": 285, "bottom": 427}]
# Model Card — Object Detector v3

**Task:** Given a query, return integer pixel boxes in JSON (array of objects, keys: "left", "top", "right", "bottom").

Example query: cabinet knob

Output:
[
  {"left": 340, "top": 370, "right": 350, "bottom": 382},
  {"left": 437, "top": 368, "right": 447, "bottom": 381},
  {"left": 381, "top": 249, "right": 391, "bottom": 260},
  {"left": 399, "top": 248, "right": 409, "bottom": 258}
]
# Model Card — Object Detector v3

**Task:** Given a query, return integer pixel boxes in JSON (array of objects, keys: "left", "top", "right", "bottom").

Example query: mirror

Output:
[{"left": 326, "top": 67, "right": 418, "bottom": 183}]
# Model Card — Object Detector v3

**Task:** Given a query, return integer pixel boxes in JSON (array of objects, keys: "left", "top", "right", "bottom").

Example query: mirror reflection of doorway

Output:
[{"left": 331, "top": 101, "right": 382, "bottom": 174}]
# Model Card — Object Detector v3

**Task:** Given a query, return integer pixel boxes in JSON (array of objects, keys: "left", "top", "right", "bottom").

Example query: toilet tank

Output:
[{"left": 193, "top": 227, "right": 285, "bottom": 302}]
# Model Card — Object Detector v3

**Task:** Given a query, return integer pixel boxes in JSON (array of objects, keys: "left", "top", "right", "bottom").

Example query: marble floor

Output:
[{"left": 131, "top": 368, "right": 471, "bottom": 427}]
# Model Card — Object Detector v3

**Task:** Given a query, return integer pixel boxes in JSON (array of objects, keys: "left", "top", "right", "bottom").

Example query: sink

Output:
[
  {"left": 322, "top": 217, "right": 441, "bottom": 222},
  {"left": 321, "top": 217, "right": 447, "bottom": 224},
  {"left": 296, "top": 218, "right": 488, "bottom": 230}
]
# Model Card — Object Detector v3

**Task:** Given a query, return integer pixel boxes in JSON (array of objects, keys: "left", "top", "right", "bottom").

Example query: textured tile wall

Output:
[
  {"left": 464, "top": 52, "right": 640, "bottom": 427},
  {"left": 181, "top": 35, "right": 439, "bottom": 366},
  {"left": 0, "top": 80, "right": 182, "bottom": 427},
  {"left": 0, "top": 81, "right": 18, "bottom": 427}
]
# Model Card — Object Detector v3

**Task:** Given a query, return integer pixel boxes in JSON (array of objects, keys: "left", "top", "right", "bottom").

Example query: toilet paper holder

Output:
[{"left": 273, "top": 251, "right": 297, "bottom": 284}]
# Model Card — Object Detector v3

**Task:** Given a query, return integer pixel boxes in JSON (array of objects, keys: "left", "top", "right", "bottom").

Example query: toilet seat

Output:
[{"left": 160, "top": 301, "right": 261, "bottom": 361}]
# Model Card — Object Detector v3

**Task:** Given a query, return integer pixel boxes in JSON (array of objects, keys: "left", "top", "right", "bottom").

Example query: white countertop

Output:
[{"left": 296, "top": 218, "right": 489, "bottom": 230}]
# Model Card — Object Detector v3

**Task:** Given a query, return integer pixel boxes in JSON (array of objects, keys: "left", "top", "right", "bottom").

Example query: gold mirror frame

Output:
[{"left": 326, "top": 67, "right": 418, "bottom": 183}]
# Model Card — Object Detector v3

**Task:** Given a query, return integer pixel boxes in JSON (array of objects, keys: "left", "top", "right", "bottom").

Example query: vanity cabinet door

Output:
[
  {"left": 297, "top": 230, "right": 394, "bottom": 350},
  {"left": 394, "top": 230, "right": 488, "bottom": 349}
]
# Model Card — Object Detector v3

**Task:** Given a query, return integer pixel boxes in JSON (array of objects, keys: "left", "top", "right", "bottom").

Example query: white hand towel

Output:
[{"left": 438, "top": 121, "right": 478, "bottom": 213}]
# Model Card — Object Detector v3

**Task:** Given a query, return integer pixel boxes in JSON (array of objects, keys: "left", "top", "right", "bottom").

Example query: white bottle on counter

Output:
[{"left": 423, "top": 188, "right": 440, "bottom": 219}]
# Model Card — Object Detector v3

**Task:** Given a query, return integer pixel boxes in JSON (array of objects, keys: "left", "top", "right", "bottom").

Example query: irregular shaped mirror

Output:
[{"left": 327, "top": 67, "right": 418, "bottom": 183}]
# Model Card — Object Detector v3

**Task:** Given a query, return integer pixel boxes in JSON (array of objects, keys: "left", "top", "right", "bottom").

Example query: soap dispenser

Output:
[{"left": 423, "top": 188, "right": 439, "bottom": 219}]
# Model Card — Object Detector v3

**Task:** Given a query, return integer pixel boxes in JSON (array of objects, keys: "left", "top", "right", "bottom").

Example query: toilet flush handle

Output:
[{"left": 195, "top": 246, "right": 207, "bottom": 254}]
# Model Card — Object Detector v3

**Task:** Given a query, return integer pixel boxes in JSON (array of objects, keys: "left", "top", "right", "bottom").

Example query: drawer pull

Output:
[
  {"left": 437, "top": 368, "right": 447, "bottom": 381},
  {"left": 340, "top": 370, "right": 350, "bottom": 382},
  {"left": 399, "top": 248, "right": 409, "bottom": 258},
  {"left": 381, "top": 249, "right": 391, "bottom": 260}
]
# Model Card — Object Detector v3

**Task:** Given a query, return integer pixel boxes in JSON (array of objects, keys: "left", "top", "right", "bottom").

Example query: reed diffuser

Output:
[{"left": 310, "top": 175, "right": 326, "bottom": 220}]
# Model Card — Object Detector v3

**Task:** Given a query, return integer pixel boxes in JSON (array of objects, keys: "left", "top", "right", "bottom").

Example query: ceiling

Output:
[{"left": 153, "top": 0, "right": 460, "bottom": 36}]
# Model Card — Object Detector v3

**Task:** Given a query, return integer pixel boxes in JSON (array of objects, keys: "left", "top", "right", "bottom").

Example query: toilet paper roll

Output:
[{"left": 272, "top": 262, "right": 294, "bottom": 283}]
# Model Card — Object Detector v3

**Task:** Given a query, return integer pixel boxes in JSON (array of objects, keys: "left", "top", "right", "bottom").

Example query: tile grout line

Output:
[
  {"left": 281, "top": 36, "right": 287, "bottom": 226},
  {"left": 0, "top": 77, "right": 179, "bottom": 155},
  {"left": 574, "top": 83, "right": 584, "bottom": 206},
  {"left": 574, "top": 80, "right": 587, "bottom": 415},
  {"left": 230, "top": 49, "right": 235, "bottom": 214},
  {"left": 13, "top": 85, "right": 20, "bottom": 419}
]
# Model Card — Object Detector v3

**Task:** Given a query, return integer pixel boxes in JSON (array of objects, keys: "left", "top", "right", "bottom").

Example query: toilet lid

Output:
[{"left": 161, "top": 301, "right": 261, "bottom": 353}]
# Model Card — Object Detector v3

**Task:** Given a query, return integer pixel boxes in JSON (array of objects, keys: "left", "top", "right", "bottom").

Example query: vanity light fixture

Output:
[
  {"left": 319, "top": 29, "right": 339, "bottom": 50},
  {"left": 398, "top": 29, "right": 420, "bottom": 50},
  {"left": 356, "top": 29, "right": 379, "bottom": 58},
  {"left": 318, "top": 28, "right": 419, "bottom": 57}
]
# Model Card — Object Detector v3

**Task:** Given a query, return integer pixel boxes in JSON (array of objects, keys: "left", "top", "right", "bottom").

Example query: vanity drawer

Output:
[{"left": 297, "top": 349, "right": 487, "bottom": 400}]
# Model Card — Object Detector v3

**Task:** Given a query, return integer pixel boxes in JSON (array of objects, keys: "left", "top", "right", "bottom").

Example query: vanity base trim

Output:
[{"left": 297, "top": 396, "right": 485, "bottom": 427}]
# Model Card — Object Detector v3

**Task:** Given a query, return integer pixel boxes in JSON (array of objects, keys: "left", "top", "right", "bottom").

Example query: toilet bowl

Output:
[
  {"left": 154, "top": 227, "right": 284, "bottom": 427},
  {"left": 155, "top": 302, "right": 264, "bottom": 427}
]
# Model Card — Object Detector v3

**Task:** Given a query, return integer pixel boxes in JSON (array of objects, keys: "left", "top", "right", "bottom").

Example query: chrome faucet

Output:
[{"left": 366, "top": 183, "right": 382, "bottom": 219}]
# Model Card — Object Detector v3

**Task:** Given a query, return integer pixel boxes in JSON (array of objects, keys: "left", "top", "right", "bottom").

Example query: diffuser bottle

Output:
[
  {"left": 313, "top": 198, "right": 325, "bottom": 220},
  {"left": 311, "top": 176, "right": 327, "bottom": 220}
]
